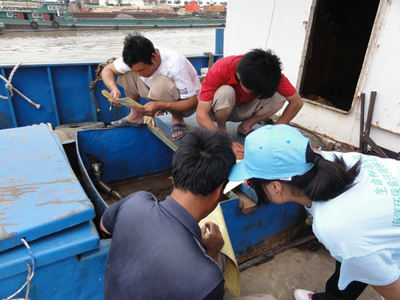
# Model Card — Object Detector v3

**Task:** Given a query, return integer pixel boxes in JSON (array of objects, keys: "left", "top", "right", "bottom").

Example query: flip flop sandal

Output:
[
  {"left": 111, "top": 118, "right": 143, "bottom": 128},
  {"left": 171, "top": 123, "right": 186, "bottom": 141}
]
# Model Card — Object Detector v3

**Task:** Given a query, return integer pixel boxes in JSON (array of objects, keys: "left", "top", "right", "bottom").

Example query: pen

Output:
[
  {"left": 205, "top": 226, "right": 211, "bottom": 236},
  {"left": 109, "top": 90, "right": 117, "bottom": 111}
]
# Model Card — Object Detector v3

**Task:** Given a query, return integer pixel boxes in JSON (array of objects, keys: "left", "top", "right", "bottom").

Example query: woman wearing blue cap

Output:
[{"left": 228, "top": 124, "right": 400, "bottom": 300}]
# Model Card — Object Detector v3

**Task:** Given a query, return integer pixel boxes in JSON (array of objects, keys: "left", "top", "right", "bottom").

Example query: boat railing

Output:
[{"left": 0, "top": 54, "right": 222, "bottom": 130}]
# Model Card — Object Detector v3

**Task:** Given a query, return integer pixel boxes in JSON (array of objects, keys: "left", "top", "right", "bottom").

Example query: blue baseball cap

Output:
[{"left": 228, "top": 125, "right": 314, "bottom": 182}]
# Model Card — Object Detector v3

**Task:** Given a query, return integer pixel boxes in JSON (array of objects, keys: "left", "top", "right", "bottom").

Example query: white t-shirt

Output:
[
  {"left": 307, "top": 152, "right": 400, "bottom": 290},
  {"left": 113, "top": 48, "right": 201, "bottom": 99}
]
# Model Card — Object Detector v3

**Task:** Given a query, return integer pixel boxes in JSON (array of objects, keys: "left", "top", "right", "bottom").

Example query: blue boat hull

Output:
[
  {"left": 76, "top": 123, "right": 308, "bottom": 264},
  {"left": 0, "top": 56, "right": 222, "bottom": 130},
  {"left": 0, "top": 29, "right": 309, "bottom": 298},
  {"left": 1, "top": 240, "right": 110, "bottom": 299}
]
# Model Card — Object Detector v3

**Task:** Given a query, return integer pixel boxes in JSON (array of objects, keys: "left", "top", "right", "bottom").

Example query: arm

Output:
[
  {"left": 100, "top": 217, "right": 111, "bottom": 235},
  {"left": 99, "top": 198, "right": 127, "bottom": 236},
  {"left": 274, "top": 91, "right": 303, "bottom": 125},
  {"left": 372, "top": 277, "right": 400, "bottom": 300},
  {"left": 201, "top": 222, "right": 224, "bottom": 263},
  {"left": 101, "top": 63, "right": 124, "bottom": 106},
  {"left": 196, "top": 100, "right": 244, "bottom": 159},
  {"left": 142, "top": 95, "right": 198, "bottom": 117},
  {"left": 196, "top": 100, "right": 218, "bottom": 131}
]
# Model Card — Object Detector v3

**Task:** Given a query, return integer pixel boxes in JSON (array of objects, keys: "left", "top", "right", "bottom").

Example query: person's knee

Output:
[
  {"left": 274, "top": 101, "right": 285, "bottom": 111},
  {"left": 213, "top": 85, "right": 236, "bottom": 112},
  {"left": 215, "top": 85, "right": 235, "bottom": 102},
  {"left": 260, "top": 99, "right": 285, "bottom": 115},
  {"left": 149, "top": 76, "right": 178, "bottom": 101},
  {"left": 117, "top": 73, "right": 138, "bottom": 95}
]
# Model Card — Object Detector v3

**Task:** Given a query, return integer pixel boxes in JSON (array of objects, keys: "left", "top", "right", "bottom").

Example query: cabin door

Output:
[{"left": 299, "top": 0, "right": 380, "bottom": 111}]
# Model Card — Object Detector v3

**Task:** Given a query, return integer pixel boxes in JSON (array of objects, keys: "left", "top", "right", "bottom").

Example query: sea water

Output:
[{"left": 0, "top": 27, "right": 217, "bottom": 64}]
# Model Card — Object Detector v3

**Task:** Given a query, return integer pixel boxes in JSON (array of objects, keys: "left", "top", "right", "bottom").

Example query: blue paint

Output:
[
  {"left": 0, "top": 239, "right": 110, "bottom": 299},
  {"left": 77, "top": 126, "right": 174, "bottom": 182},
  {"left": 0, "top": 221, "right": 99, "bottom": 280},
  {"left": 0, "top": 32, "right": 229, "bottom": 298},
  {"left": 76, "top": 122, "right": 307, "bottom": 261},
  {"left": 215, "top": 28, "right": 224, "bottom": 54},
  {"left": 0, "top": 125, "right": 95, "bottom": 252},
  {"left": 76, "top": 126, "right": 174, "bottom": 218},
  {"left": 0, "top": 53, "right": 223, "bottom": 131},
  {"left": 222, "top": 197, "right": 306, "bottom": 258},
  {"left": 0, "top": 124, "right": 108, "bottom": 299}
]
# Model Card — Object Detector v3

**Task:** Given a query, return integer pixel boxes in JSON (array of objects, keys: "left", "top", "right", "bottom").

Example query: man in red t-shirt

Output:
[{"left": 197, "top": 49, "right": 303, "bottom": 159}]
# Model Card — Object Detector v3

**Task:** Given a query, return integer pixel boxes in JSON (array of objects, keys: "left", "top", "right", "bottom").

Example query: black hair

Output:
[
  {"left": 172, "top": 128, "right": 236, "bottom": 197},
  {"left": 249, "top": 146, "right": 362, "bottom": 205},
  {"left": 122, "top": 32, "right": 156, "bottom": 67},
  {"left": 236, "top": 48, "right": 282, "bottom": 99}
]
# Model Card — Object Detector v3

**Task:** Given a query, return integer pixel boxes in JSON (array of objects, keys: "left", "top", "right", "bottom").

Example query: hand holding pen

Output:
[
  {"left": 108, "top": 89, "right": 124, "bottom": 110},
  {"left": 201, "top": 222, "right": 224, "bottom": 262}
]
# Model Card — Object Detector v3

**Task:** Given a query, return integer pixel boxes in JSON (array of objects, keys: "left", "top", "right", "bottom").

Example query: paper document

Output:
[
  {"left": 101, "top": 90, "right": 144, "bottom": 109},
  {"left": 199, "top": 203, "right": 241, "bottom": 297}
]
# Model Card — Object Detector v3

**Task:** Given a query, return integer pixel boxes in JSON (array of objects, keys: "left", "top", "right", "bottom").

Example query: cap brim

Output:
[
  {"left": 228, "top": 160, "right": 252, "bottom": 181},
  {"left": 223, "top": 180, "right": 244, "bottom": 194}
]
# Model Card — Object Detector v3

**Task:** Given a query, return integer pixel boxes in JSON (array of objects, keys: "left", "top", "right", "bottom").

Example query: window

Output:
[
  {"left": 300, "top": 0, "right": 380, "bottom": 111},
  {"left": 32, "top": 13, "right": 44, "bottom": 18}
]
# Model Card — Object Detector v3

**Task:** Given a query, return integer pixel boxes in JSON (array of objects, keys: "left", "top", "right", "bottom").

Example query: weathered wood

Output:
[
  {"left": 359, "top": 93, "right": 365, "bottom": 153},
  {"left": 146, "top": 124, "right": 179, "bottom": 152}
]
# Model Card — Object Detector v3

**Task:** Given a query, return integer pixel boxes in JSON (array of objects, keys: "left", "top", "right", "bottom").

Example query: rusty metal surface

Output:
[{"left": 236, "top": 224, "right": 309, "bottom": 265}]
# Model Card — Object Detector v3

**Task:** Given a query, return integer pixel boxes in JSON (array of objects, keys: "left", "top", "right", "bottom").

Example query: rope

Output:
[
  {"left": 89, "top": 57, "right": 117, "bottom": 112},
  {"left": 3, "top": 238, "right": 35, "bottom": 300},
  {"left": 0, "top": 62, "right": 41, "bottom": 109}
]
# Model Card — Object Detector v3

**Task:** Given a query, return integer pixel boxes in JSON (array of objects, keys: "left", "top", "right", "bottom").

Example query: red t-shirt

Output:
[{"left": 199, "top": 55, "right": 296, "bottom": 106}]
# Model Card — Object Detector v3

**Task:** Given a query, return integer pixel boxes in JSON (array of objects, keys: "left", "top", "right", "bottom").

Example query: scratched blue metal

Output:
[
  {"left": 0, "top": 239, "right": 110, "bottom": 300},
  {"left": 76, "top": 116, "right": 307, "bottom": 261},
  {"left": 0, "top": 220, "right": 99, "bottom": 281},
  {"left": 77, "top": 126, "right": 174, "bottom": 182},
  {"left": 0, "top": 124, "right": 95, "bottom": 252},
  {"left": 76, "top": 126, "right": 174, "bottom": 218},
  {"left": 215, "top": 28, "right": 224, "bottom": 54},
  {"left": 221, "top": 197, "right": 306, "bottom": 259},
  {"left": 0, "top": 53, "right": 222, "bottom": 131}
]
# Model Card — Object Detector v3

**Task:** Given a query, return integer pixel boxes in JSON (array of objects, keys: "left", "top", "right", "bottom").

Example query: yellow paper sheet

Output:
[
  {"left": 101, "top": 90, "right": 144, "bottom": 109},
  {"left": 199, "top": 203, "right": 241, "bottom": 297}
]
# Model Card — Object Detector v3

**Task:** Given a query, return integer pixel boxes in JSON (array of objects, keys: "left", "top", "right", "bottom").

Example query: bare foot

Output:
[
  {"left": 237, "top": 123, "right": 254, "bottom": 136},
  {"left": 111, "top": 110, "right": 144, "bottom": 127},
  {"left": 113, "top": 109, "right": 144, "bottom": 126},
  {"left": 124, "top": 115, "right": 144, "bottom": 125}
]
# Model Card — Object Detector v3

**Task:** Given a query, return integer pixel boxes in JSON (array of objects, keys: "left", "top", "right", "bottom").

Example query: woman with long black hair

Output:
[{"left": 227, "top": 124, "right": 400, "bottom": 300}]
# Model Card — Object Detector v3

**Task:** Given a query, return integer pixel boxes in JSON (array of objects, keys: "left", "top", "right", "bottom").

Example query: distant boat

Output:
[{"left": 0, "top": 1, "right": 225, "bottom": 32}]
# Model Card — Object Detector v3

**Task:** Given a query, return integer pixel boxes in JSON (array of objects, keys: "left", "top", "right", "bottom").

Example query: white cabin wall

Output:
[
  {"left": 224, "top": 0, "right": 400, "bottom": 153},
  {"left": 295, "top": 0, "right": 400, "bottom": 151},
  {"left": 224, "top": 0, "right": 313, "bottom": 86},
  {"left": 357, "top": 0, "right": 400, "bottom": 137}
]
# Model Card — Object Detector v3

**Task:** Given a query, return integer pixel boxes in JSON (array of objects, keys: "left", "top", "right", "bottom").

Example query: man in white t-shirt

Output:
[{"left": 102, "top": 33, "right": 200, "bottom": 140}]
